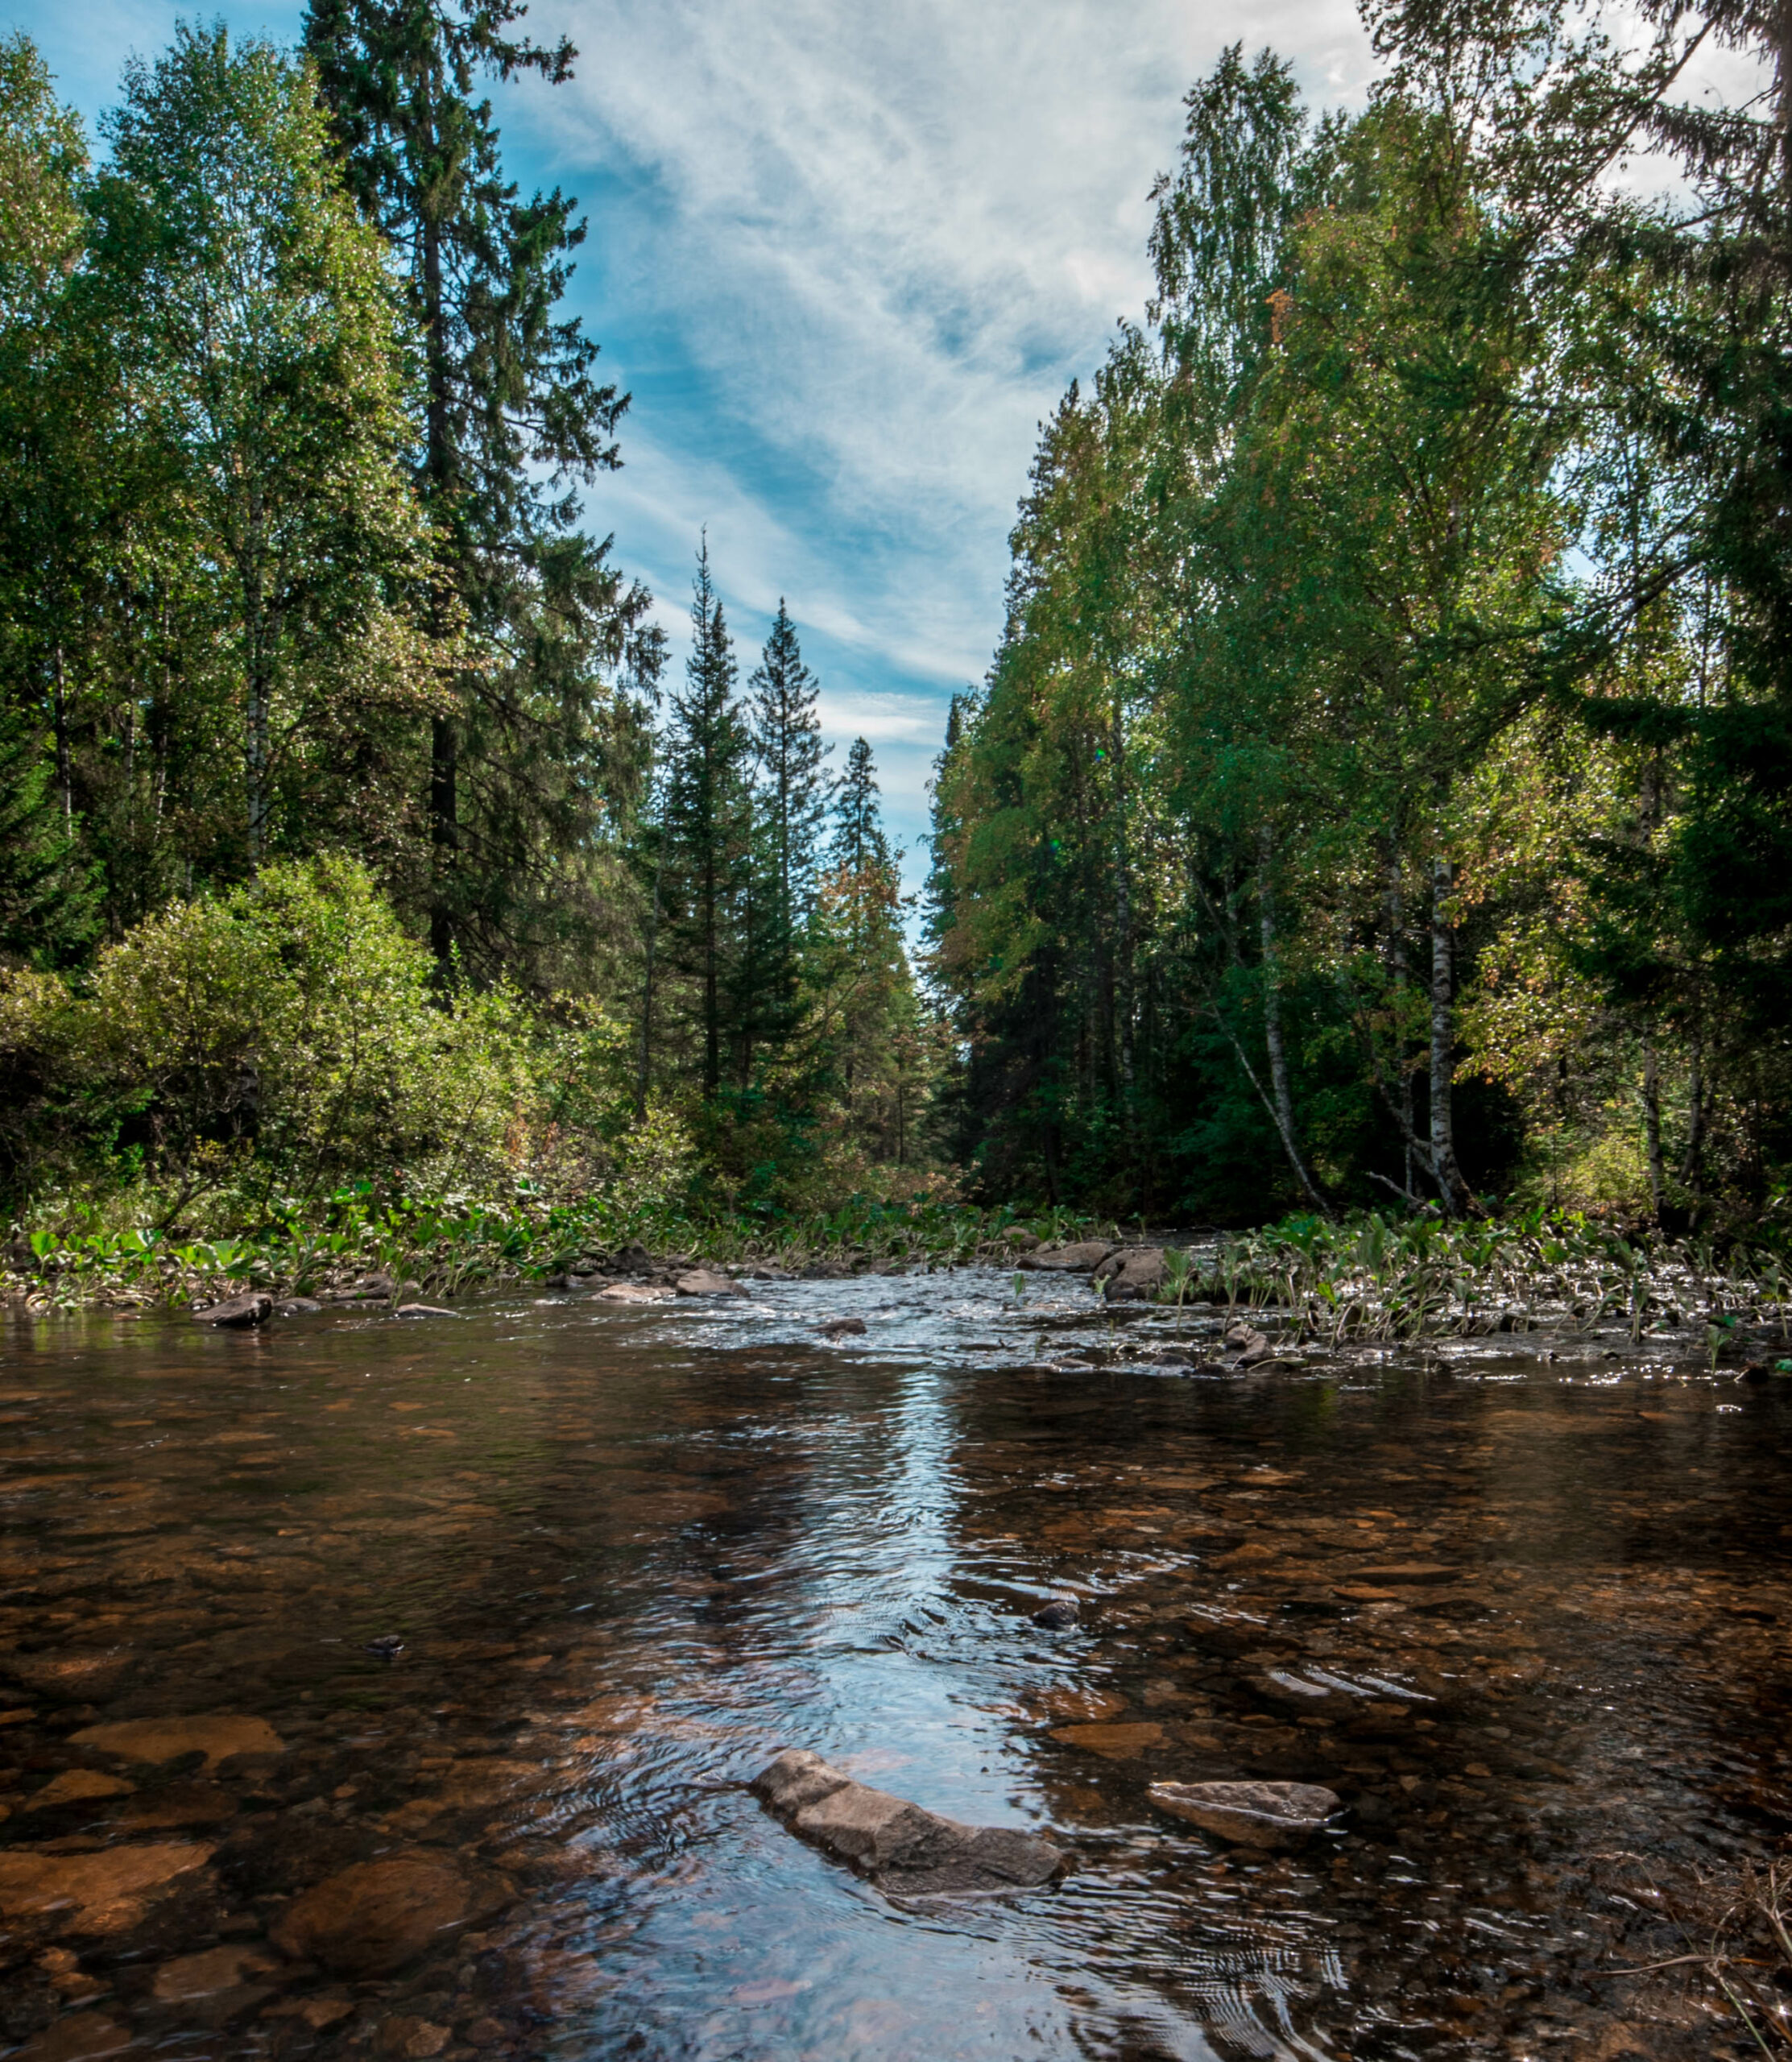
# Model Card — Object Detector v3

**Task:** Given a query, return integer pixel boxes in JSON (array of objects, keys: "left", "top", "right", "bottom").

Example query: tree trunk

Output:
[
  {"left": 1681, "top": 1028, "right": 1707, "bottom": 1206},
  {"left": 635, "top": 843, "right": 663, "bottom": 1120},
  {"left": 1112, "top": 707, "right": 1135, "bottom": 1109},
  {"left": 1258, "top": 829, "right": 1331, "bottom": 1216},
  {"left": 1385, "top": 847, "right": 1417, "bottom": 1196},
  {"left": 1429, "top": 854, "right": 1469, "bottom": 1215},
  {"left": 52, "top": 644, "right": 71, "bottom": 825},
  {"left": 421, "top": 163, "right": 459, "bottom": 978},
  {"left": 1642, "top": 1037, "right": 1666, "bottom": 1224}
]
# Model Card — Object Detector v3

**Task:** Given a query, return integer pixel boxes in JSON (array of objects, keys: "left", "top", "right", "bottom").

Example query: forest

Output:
[
  {"left": 929, "top": 0, "right": 1792, "bottom": 1234},
  {"left": 5, "top": 0, "right": 1792, "bottom": 1297},
  {"left": 0, "top": 2, "right": 942, "bottom": 1285}
]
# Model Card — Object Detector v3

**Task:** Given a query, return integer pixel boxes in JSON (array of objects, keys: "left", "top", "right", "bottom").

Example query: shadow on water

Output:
[{"left": 0, "top": 1269, "right": 1789, "bottom": 2059}]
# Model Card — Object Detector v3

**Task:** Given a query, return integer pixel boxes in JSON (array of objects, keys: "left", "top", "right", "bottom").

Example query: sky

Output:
[{"left": 6, "top": 0, "right": 1378, "bottom": 884}]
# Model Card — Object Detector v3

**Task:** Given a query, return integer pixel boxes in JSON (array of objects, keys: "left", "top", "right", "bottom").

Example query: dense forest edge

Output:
[{"left": 6, "top": 0, "right": 1792, "bottom": 1310}]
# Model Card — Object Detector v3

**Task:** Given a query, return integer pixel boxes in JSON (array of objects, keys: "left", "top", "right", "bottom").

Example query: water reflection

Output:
[{"left": 0, "top": 1273, "right": 1788, "bottom": 2060}]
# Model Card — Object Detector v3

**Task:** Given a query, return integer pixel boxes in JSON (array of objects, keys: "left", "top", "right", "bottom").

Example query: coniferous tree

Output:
[
  {"left": 303, "top": 0, "right": 651, "bottom": 979},
  {"left": 748, "top": 600, "right": 829, "bottom": 1022},
  {"left": 660, "top": 541, "right": 754, "bottom": 1099}
]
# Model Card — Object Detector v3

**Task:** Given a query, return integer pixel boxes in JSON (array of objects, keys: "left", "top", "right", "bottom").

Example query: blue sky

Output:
[{"left": 12, "top": 0, "right": 1384, "bottom": 887}]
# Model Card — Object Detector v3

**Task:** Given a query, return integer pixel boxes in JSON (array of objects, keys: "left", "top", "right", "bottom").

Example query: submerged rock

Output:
[
  {"left": 274, "top": 1297, "right": 322, "bottom": 1316},
  {"left": 817, "top": 1317, "right": 867, "bottom": 1338},
  {"left": 1148, "top": 1778, "right": 1340, "bottom": 1849},
  {"left": 14, "top": 2011, "right": 132, "bottom": 2060},
  {"left": 192, "top": 1292, "right": 272, "bottom": 1328},
  {"left": 2, "top": 1651, "right": 133, "bottom": 1703},
  {"left": 394, "top": 1303, "right": 458, "bottom": 1320},
  {"left": 270, "top": 1853, "right": 490, "bottom": 1977},
  {"left": 594, "top": 1282, "right": 671, "bottom": 1303},
  {"left": 25, "top": 1770, "right": 135, "bottom": 1813},
  {"left": 72, "top": 1714, "right": 284, "bottom": 1770},
  {"left": 752, "top": 1749, "right": 1064, "bottom": 1897},
  {"left": 1030, "top": 1595, "right": 1081, "bottom": 1630},
  {"left": 674, "top": 1269, "right": 747, "bottom": 1298},
  {"left": 0, "top": 1842, "right": 216, "bottom": 1933}
]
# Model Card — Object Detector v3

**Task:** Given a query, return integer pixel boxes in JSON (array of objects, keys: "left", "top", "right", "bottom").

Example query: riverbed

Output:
[{"left": 2, "top": 1269, "right": 1788, "bottom": 2060}]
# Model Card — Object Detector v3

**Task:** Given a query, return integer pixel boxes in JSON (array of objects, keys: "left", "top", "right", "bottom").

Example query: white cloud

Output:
[{"left": 515, "top": 0, "right": 1374, "bottom": 870}]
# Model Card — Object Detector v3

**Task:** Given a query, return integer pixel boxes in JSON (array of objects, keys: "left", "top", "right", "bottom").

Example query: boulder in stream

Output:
[
  {"left": 752, "top": 1749, "right": 1065, "bottom": 1897},
  {"left": 675, "top": 1269, "right": 747, "bottom": 1298},
  {"left": 1148, "top": 1778, "right": 1340, "bottom": 1849},
  {"left": 1020, "top": 1240, "right": 1115, "bottom": 1273},
  {"left": 817, "top": 1317, "right": 867, "bottom": 1338},
  {"left": 191, "top": 1292, "right": 271, "bottom": 1328},
  {"left": 1095, "top": 1247, "right": 1169, "bottom": 1300}
]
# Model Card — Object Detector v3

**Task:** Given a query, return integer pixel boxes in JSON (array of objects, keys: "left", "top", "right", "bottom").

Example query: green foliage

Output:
[{"left": 929, "top": 3, "right": 1792, "bottom": 1235}]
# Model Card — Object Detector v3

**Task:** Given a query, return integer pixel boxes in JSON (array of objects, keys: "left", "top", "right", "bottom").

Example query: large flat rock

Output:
[
  {"left": 0, "top": 1841, "right": 215, "bottom": 1933},
  {"left": 1148, "top": 1779, "right": 1340, "bottom": 1849},
  {"left": 72, "top": 1714, "right": 284, "bottom": 1770},
  {"left": 1019, "top": 1240, "right": 1115, "bottom": 1273},
  {"left": 271, "top": 1852, "right": 495, "bottom": 1976},
  {"left": 752, "top": 1749, "right": 1064, "bottom": 1898}
]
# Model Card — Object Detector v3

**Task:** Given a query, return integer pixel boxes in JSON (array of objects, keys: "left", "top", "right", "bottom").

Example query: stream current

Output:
[{"left": 2, "top": 1268, "right": 1790, "bottom": 2060}]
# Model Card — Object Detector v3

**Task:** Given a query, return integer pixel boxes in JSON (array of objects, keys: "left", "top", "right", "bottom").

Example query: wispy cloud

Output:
[{"left": 514, "top": 0, "right": 1375, "bottom": 867}]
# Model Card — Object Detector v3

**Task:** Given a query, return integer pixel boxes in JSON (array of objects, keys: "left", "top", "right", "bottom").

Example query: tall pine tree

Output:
[
  {"left": 660, "top": 541, "right": 754, "bottom": 1099},
  {"left": 748, "top": 599, "right": 829, "bottom": 1024}
]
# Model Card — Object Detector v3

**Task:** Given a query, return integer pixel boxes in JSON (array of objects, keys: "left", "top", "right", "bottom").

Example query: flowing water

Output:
[{"left": 2, "top": 1270, "right": 1790, "bottom": 2061}]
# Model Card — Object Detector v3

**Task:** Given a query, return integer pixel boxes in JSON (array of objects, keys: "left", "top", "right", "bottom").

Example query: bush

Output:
[{"left": 0, "top": 856, "right": 544, "bottom": 1211}]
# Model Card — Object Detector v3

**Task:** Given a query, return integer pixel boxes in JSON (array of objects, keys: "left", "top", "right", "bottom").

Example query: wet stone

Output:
[
  {"left": 25, "top": 1771, "right": 135, "bottom": 1813},
  {"left": 190, "top": 1293, "right": 272, "bottom": 1328},
  {"left": 0, "top": 1841, "right": 216, "bottom": 1933},
  {"left": 752, "top": 1749, "right": 1064, "bottom": 1896},
  {"left": 674, "top": 1269, "right": 747, "bottom": 1298},
  {"left": 14, "top": 2012, "right": 132, "bottom": 2060},
  {"left": 270, "top": 1853, "right": 491, "bottom": 1976},
  {"left": 71, "top": 1714, "right": 284, "bottom": 1770},
  {"left": 1148, "top": 1780, "right": 1343, "bottom": 1849}
]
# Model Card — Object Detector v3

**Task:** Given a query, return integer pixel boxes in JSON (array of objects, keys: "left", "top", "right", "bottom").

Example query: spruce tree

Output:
[
  {"left": 747, "top": 600, "right": 829, "bottom": 1018},
  {"left": 303, "top": 0, "right": 644, "bottom": 979},
  {"left": 660, "top": 540, "right": 753, "bottom": 1099},
  {"left": 830, "top": 736, "right": 891, "bottom": 879}
]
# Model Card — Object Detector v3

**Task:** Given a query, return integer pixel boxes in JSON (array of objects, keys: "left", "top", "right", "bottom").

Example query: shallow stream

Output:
[{"left": 2, "top": 1269, "right": 1790, "bottom": 2060}]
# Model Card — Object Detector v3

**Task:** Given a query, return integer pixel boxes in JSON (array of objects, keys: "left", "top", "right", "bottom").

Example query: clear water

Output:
[{"left": 2, "top": 1270, "right": 1789, "bottom": 2060}]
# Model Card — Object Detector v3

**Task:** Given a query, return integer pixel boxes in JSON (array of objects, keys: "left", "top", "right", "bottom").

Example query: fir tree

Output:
[
  {"left": 830, "top": 736, "right": 891, "bottom": 878},
  {"left": 748, "top": 599, "right": 829, "bottom": 1015},
  {"left": 660, "top": 540, "right": 753, "bottom": 1099}
]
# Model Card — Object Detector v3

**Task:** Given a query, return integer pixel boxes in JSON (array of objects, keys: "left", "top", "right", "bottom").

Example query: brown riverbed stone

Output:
[
  {"left": 263, "top": 1994, "right": 354, "bottom": 2031},
  {"left": 1048, "top": 1721, "right": 1165, "bottom": 1760},
  {"left": 26, "top": 1771, "right": 135, "bottom": 1813},
  {"left": 270, "top": 1853, "right": 485, "bottom": 1976},
  {"left": 14, "top": 2012, "right": 132, "bottom": 2060},
  {"left": 0, "top": 1841, "right": 215, "bottom": 1932},
  {"left": 1, "top": 1654, "right": 134, "bottom": 1704},
  {"left": 116, "top": 1781, "right": 238, "bottom": 1828},
  {"left": 150, "top": 1942, "right": 278, "bottom": 2001},
  {"left": 1355, "top": 1563, "right": 1466, "bottom": 1585},
  {"left": 70, "top": 1714, "right": 284, "bottom": 1770},
  {"left": 377, "top": 2015, "right": 451, "bottom": 2058}
]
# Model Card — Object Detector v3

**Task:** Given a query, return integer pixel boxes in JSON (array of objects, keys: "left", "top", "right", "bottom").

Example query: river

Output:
[{"left": 2, "top": 1268, "right": 1789, "bottom": 2060}]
